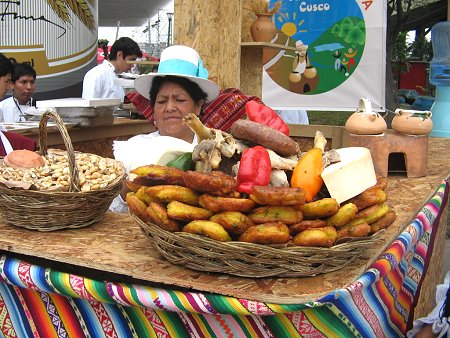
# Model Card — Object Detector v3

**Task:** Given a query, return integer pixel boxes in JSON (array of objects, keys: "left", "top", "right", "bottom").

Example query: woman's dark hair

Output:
[
  {"left": 12, "top": 63, "right": 36, "bottom": 83},
  {"left": 149, "top": 75, "right": 208, "bottom": 107},
  {"left": 109, "top": 37, "right": 143, "bottom": 60},
  {"left": 0, "top": 53, "right": 14, "bottom": 77}
]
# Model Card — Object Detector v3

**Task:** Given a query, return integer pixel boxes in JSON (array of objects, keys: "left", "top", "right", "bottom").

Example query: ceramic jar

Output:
[
  {"left": 250, "top": 14, "right": 277, "bottom": 42},
  {"left": 345, "top": 98, "right": 387, "bottom": 135},
  {"left": 392, "top": 109, "right": 433, "bottom": 135}
]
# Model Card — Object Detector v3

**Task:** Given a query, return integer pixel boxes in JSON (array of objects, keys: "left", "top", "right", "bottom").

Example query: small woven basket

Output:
[
  {"left": 0, "top": 110, "right": 125, "bottom": 231},
  {"left": 133, "top": 214, "right": 382, "bottom": 278}
]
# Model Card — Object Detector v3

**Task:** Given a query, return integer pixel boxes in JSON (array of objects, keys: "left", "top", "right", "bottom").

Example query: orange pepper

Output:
[{"left": 290, "top": 131, "right": 326, "bottom": 202}]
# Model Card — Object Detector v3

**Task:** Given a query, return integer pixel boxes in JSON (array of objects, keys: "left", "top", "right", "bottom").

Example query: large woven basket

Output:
[
  {"left": 0, "top": 110, "right": 124, "bottom": 231},
  {"left": 133, "top": 213, "right": 383, "bottom": 278}
]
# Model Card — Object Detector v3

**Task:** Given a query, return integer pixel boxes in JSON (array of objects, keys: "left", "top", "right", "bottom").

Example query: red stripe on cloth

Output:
[
  {"left": 126, "top": 92, "right": 153, "bottom": 122},
  {"left": 126, "top": 88, "right": 263, "bottom": 131},
  {"left": 202, "top": 88, "right": 262, "bottom": 131}
]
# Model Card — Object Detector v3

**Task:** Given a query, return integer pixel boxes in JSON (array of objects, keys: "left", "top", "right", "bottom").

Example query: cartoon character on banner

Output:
[{"left": 287, "top": 40, "right": 318, "bottom": 94}]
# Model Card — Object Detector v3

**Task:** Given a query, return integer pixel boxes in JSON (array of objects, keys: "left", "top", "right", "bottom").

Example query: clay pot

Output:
[
  {"left": 289, "top": 72, "right": 301, "bottom": 83},
  {"left": 303, "top": 66, "right": 317, "bottom": 79},
  {"left": 392, "top": 109, "right": 433, "bottom": 135},
  {"left": 345, "top": 98, "right": 387, "bottom": 135},
  {"left": 250, "top": 14, "right": 277, "bottom": 42}
]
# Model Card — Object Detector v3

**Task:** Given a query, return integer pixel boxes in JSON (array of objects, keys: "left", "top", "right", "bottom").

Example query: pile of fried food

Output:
[
  {"left": 0, "top": 149, "right": 124, "bottom": 192},
  {"left": 127, "top": 165, "right": 396, "bottom": 247}
]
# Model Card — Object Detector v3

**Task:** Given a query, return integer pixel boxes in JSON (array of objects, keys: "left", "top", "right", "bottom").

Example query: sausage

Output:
[{"left": 230, "top": 120, "right": 299, "bottom": 156}]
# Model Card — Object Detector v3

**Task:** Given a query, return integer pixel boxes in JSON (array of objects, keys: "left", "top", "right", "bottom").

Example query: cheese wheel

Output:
[
  {"left": 3, "top": 149, "right": 45, "bottom": 169},
  {"left": 321, "top": 147, "right": 377, "bottom": 204}
]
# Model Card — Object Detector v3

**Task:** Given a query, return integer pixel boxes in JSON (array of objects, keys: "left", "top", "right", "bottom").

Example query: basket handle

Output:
[{"left": 38, "top": 109, "right": 80, "bottom": 192}]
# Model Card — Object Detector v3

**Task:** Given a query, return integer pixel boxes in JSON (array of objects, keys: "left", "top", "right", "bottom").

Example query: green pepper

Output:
[{"left": 166, "top": 152, "right": 194, "bottom": 171}]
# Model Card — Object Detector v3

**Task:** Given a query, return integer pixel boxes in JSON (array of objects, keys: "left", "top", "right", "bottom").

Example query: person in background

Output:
[
  {"left": 0, "top": 63, "right": 36, "bottom": 123},
  {"left": 82, "top": 37, "right": 142, "bottom": 100},
  {"left": 276, "top": 109, "right": 309, "bottom": 125},
  {"left": 0, "top": 53, "right": 14, "bottom": 101},
  {"left": 109, "top": 45, "right": 220, "bottom": 213},
  {"left": 0, "top": 55, "right": 36, "bottom": 156}
]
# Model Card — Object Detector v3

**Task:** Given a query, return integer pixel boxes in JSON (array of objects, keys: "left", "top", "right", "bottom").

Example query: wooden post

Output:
[{"left": 173, "top": 0, "right": 242, "bottom": 90}]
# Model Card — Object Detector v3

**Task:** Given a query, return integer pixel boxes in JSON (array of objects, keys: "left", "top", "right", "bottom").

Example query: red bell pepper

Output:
[
  {"left": 237, "top": 146, "right": 271, "bottom": 194},
  {"left": 245, "top": 100, "right": 290, "bottom": 136}
]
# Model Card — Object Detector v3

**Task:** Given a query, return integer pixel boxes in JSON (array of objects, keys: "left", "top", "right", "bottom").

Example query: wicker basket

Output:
[
  {"left": 0, "top": 110, "right": 125, "bottom": 231},
  {"left": 134, "top": 213, "right": 383, "bottom": 278}
]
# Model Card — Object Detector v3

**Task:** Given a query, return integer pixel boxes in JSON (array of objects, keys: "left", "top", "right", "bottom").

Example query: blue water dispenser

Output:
[{"left": 429, "top": 21, "right": 450, "bottom": 138}]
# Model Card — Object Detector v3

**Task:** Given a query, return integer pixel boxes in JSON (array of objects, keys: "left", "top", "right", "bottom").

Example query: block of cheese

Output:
[{"left": 321, "top": 147, "right": 377, "bottom": 204}]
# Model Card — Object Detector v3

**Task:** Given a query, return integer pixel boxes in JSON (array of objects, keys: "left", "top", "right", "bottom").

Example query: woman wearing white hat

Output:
[{"left": 110, "top": 45, "right": 220, "bottom": 212}]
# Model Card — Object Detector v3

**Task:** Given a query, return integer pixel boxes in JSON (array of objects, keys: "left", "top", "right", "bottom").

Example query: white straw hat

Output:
[{"left": 134, "top": 45, "right": 220, "bottom": 102}]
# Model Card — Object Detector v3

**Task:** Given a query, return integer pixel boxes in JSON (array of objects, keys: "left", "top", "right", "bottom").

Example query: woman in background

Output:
[{"left": 110, "top": 45, "right": 219, "bottom": 212}]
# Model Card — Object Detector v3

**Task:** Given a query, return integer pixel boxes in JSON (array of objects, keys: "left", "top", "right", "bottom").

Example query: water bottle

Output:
[{"left": 429, "top": 21, "right": 450, "bottom": 138}]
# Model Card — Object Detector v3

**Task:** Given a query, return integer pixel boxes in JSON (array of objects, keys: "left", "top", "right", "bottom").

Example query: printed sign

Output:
[{"left": 262, "top": 0, "right": 386, "bottom": 111}]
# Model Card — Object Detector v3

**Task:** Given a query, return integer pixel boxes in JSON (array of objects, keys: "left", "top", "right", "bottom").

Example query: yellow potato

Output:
[
  {"left": 369, "top": 210, "right": 397, "bottom": 234},
  {"left": 135, "top": 186, "right": 157, "bottom": 205},
  {"left": 347, "top": 203, "right": 391, "bottom": 226},
  {"left": 126, "top": 193, "right": 149, "bottom": 222},
  {"left": 289, "top": 219, "right": 327, "bottom": 236},
  {"left": 292, "top": 227, "right": 337, "bottom": 248},
  {"left": 144, "top": 185, "right": 200, "bottom": 206},
  {"left": 238, "top": 222, "right": 291, "bottom": 245},
  {"left": 146, "top": 202, "right": 181, "bottom": 232},
  {"left": 183, "top": 220, "right": 232, "bottom": 242},
  {"left": 167, "top": 200, "right": 213, "bottom": 221},
  {"left": 336, "top": 222, "right": 371, "bottom": 240},
  {"left": 209, "top": 211, "right": 254, "bottom": 235},
  {"left": 326, "top": 203, "right": 358, "bottom": 228},
  {"left": 248, "top": 205, "right": 303, "bottom": 225},
  {"left": 347, "top": 187, "right": 387, "bottom": 210},
  {"left": 298, "top": 198, "right": 340, "bottom": 219}
]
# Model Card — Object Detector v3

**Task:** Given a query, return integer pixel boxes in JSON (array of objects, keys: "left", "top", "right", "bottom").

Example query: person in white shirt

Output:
[
  {"left": 109, "top": 45, "right": 220, "bottom": 213},
  {"left": 82, "top": 37, "right": 142, "bottom": 100},
  {"left": 276, "top": 109, "right": 309, "bottom": 125},
  {"left": 0, "top": 63, "right": 36, "bottom": 123}
]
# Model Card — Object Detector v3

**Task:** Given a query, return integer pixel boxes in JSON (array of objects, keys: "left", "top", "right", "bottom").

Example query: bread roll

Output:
[{"left": 3, "top": 150, "right": 44, "bottom": 169}]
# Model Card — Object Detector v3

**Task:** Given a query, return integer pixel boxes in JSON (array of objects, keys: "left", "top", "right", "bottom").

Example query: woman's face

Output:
[
  {"left": 153, "top": 81, "right": 203, "bottom": 143},
  {"left": 0, "top": 74, "right": 12, "bottom": 100}
]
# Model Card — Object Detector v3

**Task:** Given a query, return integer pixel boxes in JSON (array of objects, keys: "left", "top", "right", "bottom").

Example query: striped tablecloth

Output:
[{"left": 0, "top": 179, "right": 448, "bottom": 337}]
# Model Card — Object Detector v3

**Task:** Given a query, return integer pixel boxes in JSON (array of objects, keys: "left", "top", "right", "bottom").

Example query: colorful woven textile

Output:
[
  {"left": 126, "top": 88, "right": 262, "bottom": 131},
  {"left": 0, "top": 180, "right": 448, "bottom": 337}
]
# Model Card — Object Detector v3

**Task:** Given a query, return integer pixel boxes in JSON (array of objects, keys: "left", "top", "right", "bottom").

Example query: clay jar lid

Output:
[{"left": 3, "top": 150, "right": 45, "bottom": 170}]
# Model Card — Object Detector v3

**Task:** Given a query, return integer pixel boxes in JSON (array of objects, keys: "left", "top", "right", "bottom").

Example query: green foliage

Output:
[
  {"left": 331, "top": 17, "right": 365, "bottom": 46},
  {"left": 392, "top": 31, "right": 409, "bottom": 63},
  {"left": 98, "top": 38, "right": 109, "bottom": 48},
  {"left": 410, "top": 34, "right": 433, "bottom": 61}
]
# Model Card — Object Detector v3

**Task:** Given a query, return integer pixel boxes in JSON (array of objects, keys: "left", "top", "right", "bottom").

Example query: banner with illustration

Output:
[{"left": 262, "top": 0, "right": 386, "bottom": 111}]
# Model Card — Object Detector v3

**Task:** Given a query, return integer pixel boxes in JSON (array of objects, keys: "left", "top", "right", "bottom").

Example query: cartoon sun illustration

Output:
[{"left": 277, "top": 12, "right": 308, "bottom": 37}]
